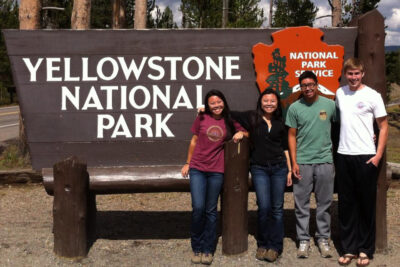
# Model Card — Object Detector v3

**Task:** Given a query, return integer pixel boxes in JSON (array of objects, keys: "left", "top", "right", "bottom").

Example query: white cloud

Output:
[
  {"left": 386, "top": 8, "right": 400, "bottom": 30},
  {"left": 314, "top": 5, "right": 331, "bottom": 28},
  {"left": 386, "top": 30, "right": 400, "bottom": 46},
  {"left": 259, "top": 0, "right": 271, "bottom": 27},
  {"left": 172, "top": 2, "right": 182, "bottom": 26}
]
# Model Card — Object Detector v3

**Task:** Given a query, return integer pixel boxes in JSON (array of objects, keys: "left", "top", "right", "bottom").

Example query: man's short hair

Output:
[
  {"left": 298, "top": 70, "right": 318, "bottom": 84},
  {"left": 343, "top": 57, "right": 365, "bottom": 73}
]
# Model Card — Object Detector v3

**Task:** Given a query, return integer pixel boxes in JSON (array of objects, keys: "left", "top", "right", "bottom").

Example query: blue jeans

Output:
[
  {"left": 250, "top": 162, "right": 287, "bottom": 253},
  {"left": 189, "top": 168, "right": 224, "bottom": 254}
]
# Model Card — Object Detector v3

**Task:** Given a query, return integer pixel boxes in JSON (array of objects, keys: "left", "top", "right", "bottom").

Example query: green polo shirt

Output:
[{"left": 285, "top": 96, "right": 336, "bottom": 164}]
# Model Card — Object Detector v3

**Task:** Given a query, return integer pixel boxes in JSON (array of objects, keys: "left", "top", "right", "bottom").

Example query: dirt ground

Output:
[{"left": 1, "top": 181, "right": 399, "bottom": 267}]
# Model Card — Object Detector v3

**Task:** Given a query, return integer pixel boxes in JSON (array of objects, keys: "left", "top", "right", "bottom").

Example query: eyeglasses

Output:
[{"left": 300, "top": 83, "right": 317, "bottom": 89}]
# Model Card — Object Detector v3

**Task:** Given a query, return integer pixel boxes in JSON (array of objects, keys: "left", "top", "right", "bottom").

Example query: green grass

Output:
[
  {"left": 0, "top": 144, "right": 30, "bottom": 170},
  {"left": 387, "top": 109, "right": 400, "bottom": 163}
]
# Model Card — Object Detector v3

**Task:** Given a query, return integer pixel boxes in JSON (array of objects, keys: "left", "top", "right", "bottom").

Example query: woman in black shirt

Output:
[{"left": 231, "top": 88, "right": 292, "bottom": 262}]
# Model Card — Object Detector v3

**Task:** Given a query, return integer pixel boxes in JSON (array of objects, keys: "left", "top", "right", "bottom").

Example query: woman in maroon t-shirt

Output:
[{"left": 181, "top": 90, "right": 246, "bottom": 265}]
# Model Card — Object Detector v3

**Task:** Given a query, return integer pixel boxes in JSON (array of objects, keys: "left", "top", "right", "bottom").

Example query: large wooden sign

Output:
[{"left": 3, "top": 29, "right": 357, "bottom": 170}]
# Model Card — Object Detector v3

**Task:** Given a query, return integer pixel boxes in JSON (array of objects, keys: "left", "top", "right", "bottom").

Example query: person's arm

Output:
[
  {"left": 288, "top": 127, "right": 301, "bottom": 179},
  {"left": 181, "top": 135, "right": 198, "bottom": 178},
  {"left": 232, "top": 130, "right": 249, "bottom": 143},
  {"left": 284, "top": 150, "right": 292, "bottom": 186},
  {"left": 231, "top": 111, "right": 252, "bottom": 131},
  {"left": 366, "top": 116, "right": 388, "bottom": 167}
]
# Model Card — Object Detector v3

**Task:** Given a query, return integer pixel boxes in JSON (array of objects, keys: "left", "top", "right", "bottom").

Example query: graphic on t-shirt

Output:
[
  {"left": 319, "top": 110, "right": 327, "bottom": 121},
  {"left": 357, "top": 102, "right": 366, "bottom": 109},
  {"left": 207, "top": 125, "right": 224, "bottom": 142}
]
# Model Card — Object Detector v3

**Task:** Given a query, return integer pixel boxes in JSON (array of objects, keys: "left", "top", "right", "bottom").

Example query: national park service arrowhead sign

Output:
[{"left": 253, "top": 26, "right": 344, "bottom": 109}]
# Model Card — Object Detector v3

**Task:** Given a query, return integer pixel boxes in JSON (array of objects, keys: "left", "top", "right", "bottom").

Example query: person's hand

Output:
[
  {"left": 181, "top": 164, "right": 190, "bottom": 178},
  {"left": 292, "top": 163, "right": 302, "bottom": 179},
  {"left": 197, "top": 106, "right": 205, "bottom": 113},
  {"left": 232, "top": 131, "right": 244, "bottom": 143},
  {"left": 366, "top": 155, "right": 381, "bottom": 167},
  {"left": 287, "top": 171, "right": 292, "bottom": 186}
]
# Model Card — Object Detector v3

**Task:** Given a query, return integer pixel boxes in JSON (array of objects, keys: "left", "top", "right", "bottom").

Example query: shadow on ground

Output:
[{"left": 92, "top": 200, "right": 340, "bottom": 251}]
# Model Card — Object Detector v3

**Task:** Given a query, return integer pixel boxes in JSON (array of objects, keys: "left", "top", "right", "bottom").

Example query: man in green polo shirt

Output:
[{"left": 286, "top": 70, "right": 336, "bottom": 259}]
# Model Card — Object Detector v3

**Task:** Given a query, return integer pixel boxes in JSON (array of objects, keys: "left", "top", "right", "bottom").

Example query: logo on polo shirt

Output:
[{"left": 319, "top": 110, "right": 327, "bottom": 120}]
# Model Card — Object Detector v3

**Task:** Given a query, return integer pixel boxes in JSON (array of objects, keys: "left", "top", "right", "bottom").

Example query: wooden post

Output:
[
  {"left": 222, "top": 0, "right": 228, "bottom": 28},
  {"left": 53, "top": 156, "right": 90, "bottom": 258},
  {"left": 71, "top": 0, "right": 91, "bottom": 30},
  {"left": 352, "top": 9, "right": 388, "bottom": 252},
  {"left": 19, "top": 0, "right": 41, "bottom": 29},
  {"left": 222, "top": 138, "right": 249, "bottom": 255},
  {"left": 332, "top": 0, "right": 342, "bottom": 26},
  {"left": 134, "top": 0, "right": 147, "bottom": 29},
  {"left": 18, "top": 0, "right": 41, "bottom": 156},
  {"left": 112, "top": 0, "right": 125, "bottom": 29}
]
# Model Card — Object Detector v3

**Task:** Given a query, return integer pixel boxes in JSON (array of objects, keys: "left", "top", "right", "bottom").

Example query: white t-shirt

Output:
[{"left": 336, "top": 85, "right": 387, "bottom": 155}]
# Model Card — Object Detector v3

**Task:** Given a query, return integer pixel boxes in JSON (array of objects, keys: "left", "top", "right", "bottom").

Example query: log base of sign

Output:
[
  {"left": 53, "top": 156, "right": 90, "bottom": 258},
  {"left": 222, "top": 138, "right": 249, "bottom": 255},
  {"left": 351, "top": 9, "right": 388, "bottom": 252}
]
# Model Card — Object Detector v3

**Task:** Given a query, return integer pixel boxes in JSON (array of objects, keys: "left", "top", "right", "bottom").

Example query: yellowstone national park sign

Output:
[{"left": 3, "top": 28, "right": 356, "bottom": 170}]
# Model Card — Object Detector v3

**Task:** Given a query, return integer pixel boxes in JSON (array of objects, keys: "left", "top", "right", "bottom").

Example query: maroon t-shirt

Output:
[{"left": 189, "top": 114, "right": 244, "bottom": 173}]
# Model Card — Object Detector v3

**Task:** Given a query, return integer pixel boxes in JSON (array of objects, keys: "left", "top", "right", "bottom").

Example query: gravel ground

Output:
[{"left": 1, "top": 181, "right": 399, "bottom": 267}]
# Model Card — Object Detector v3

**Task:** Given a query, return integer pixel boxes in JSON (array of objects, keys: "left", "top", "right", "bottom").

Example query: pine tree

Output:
[
  {"left": 0, "top": 0, "right": 19, "bottom": 104},
  {"left": 41, "top": 0, "right": 73, "bottom": 29},
  {"left": 148, "top": 6, "right": 178, "bottom": 29},
  {"left": 272, "top": 0, "right": 318, "bottom": 27},
  {"left": 180, "top": 0, "right": 265, "bottom": 28},
  {"left": 386, "top": 51, "right": 400, "bottom": 101}
]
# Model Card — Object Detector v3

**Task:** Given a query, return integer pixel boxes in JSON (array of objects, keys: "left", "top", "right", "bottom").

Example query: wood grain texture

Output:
[
  {"left": 53, "top": 156, "right": 89, "bottom": 258},
  {"left": 222, "top": 138, "right": 250, "bottom": 254}
]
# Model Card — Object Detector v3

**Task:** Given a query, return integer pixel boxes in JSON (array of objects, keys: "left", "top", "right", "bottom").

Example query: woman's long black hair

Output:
[
  {"left": 203, "top": 89, "right": 236, "bottom": 141},
  {"left": 250, "top": 88, "right": 283, "bottom": 132}
]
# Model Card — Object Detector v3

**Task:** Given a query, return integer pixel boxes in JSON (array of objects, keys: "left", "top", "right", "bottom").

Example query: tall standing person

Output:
[
  {"left": 285, "top": 71, "right": 336, "bottom": 259},
  {"left": 181, "top": 89, "right": 246, "bottom": 265},
  {"left": 336, "top": 58, "right": 388, "bottom": 267},
  {"left": 231, "top": 88, "right": 292, "bottom": 263}
]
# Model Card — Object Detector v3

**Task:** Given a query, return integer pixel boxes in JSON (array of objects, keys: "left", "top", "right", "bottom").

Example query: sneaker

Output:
[
  {"left": 265, "top": 249, "right": 279, "bottom": 262},
  {"left": 201, "top": 253, "right": 213, "bottom": 265},
  {"left": 255, "top": 247, "right": 267, "bottom": 261},
  {"left": 318, "top": 239, "right": 332, "bottom": 258},
  {"left": 191, "top": 252, "right": 201, "bottom": 264},
  {"left": 297, "top": 240, "right": 310, "bottom": 258}
]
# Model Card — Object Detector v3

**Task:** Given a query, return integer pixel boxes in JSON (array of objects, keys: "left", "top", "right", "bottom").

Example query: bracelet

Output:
[{"left": 185, "top": 162, "right": 189, "bottom": 165}]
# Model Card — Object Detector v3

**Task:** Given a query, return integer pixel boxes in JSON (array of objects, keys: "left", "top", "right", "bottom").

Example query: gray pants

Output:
[{"left": 293, "top": 163, "right": 334, "bottom": 241}]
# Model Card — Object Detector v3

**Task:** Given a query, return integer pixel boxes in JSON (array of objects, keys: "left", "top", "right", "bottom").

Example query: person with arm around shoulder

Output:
[
  {"left": 181, "top": 89, "right": 246, "bottom": 265},
  {"left": 230, "top": 88, "right": 291, "bottom": 262},
  {"left": 336, "top": 58, "right": 388, "bottom": 267},
  {"left": 285, "top": 71, "right": 336, "bottom": 259}
]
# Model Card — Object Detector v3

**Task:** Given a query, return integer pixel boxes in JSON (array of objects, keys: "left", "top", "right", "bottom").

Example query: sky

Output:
[{"left": 154, "top": 0, "right": 400, "bottom": 46}]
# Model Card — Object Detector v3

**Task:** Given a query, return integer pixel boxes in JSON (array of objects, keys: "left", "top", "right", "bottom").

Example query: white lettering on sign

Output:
[
  {"left": 23, "top": 55, "right": 241, "bottom": 139},
  {"left": 289, "top": 52, "right": 338, "bottom": 60},
  {"left": 295, "top": 69, "right": 334, "bottom": 77},
  {"left": 289, "top": 52, "right": 338, "bottom": 78},
  {"left": 23, "top": 56, "right": 242, "bottom": 82}
]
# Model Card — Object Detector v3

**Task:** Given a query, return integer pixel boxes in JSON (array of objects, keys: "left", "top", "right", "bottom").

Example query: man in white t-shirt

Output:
[{"left": 335, "top": 58, "right": 388, "bottom": 267}]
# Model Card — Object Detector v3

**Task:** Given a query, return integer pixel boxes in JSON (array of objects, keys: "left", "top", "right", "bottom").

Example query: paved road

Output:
[{"left": 0, "top": 105, "right": 19, "bottom": 142}]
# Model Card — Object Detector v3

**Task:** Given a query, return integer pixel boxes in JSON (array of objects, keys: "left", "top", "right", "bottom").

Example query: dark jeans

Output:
[
  {"left": 336, "top": 153, "right": 378, "bottom": 258},
  {"left": 250, "top": 162, "right": 288, "bottom": 253},
  {"left": 189, "top": 168, "right": 224, "bottom": 254}
]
